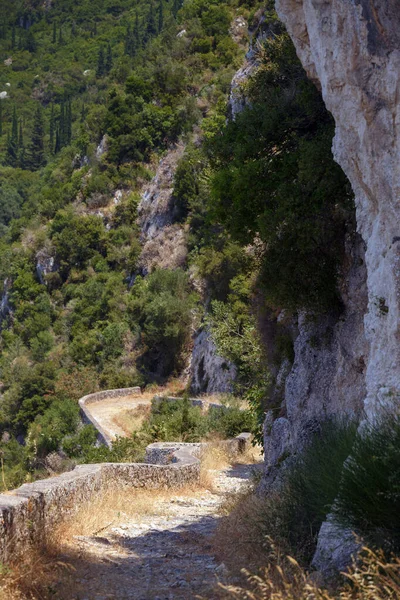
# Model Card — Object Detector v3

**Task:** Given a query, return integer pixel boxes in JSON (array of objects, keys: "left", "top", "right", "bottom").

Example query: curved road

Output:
[{"left": 86, "top": 392, "right": 153, "bottom": 441}]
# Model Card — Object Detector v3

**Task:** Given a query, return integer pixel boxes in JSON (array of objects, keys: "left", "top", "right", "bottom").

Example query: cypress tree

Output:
[
  {"left": 66, "top": 100, "right": 72, "bottom": 144},
  {"left": 49, "top": 103, "right": 55, "bottom": 152},
  {"left": 59, "top": 101, "right": 65, "bottom": 147},
  {"left": 172, "top": 0, "right": 182, "bottom": 18},
  {"left": 52, "top": 21, "right": 56, "bottom": 43},
  {"left": 55, "top": 124, "right": 60, "bottom": 154},
  {"left": 106, "top": 43, "right": 113, "bottom": 73},
  {"left": 28, "top": 105, "right": 46, "bottom": 170},
  {"left": 96, "top": 46, "right": 105, "bottom": 78},
  {"left": 5, "top": 107, "right": 18, "bottom": 167},
  {"left": 124, "top": 24, "right": 132, "bottom": 56},
  {"left": 11, "top": 105, "right": 18, "bottom": 143},
  {"left": 18, "top": 121, "right": 25, "bottom": 169},
  {"left": 0, "top": 102, "right": 3, "bottom": 137},
  {"left": 25, "top": 30, "right": 37, "bottom": 53},
  {"left": 59, "top": 25, "right": 63, "bottom": 44},
  {"left": 134, "top": 10, "right": 140, "bottom": 49},
  {"left": 80, "top": 102, "right": 86, "bottom": 123},
  {"left": 158, "top": 1, "right": 164, "bottom": 33},
  {"left": 11, "top": 25, "right": 15, "bottom": 49},
  {"left": 147, "top": 1, "right": 157, "bottom": 39}
]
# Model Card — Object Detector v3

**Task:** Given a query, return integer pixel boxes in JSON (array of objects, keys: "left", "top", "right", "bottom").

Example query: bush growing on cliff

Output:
[
  {"left": 252, "top": 420, "right": 358, "bottom": 564},
  {"left": 206, "top": 30, "right": 354, "bottom": 312},
  {"left": 334, "top": 414, "right": 400, "bottom": 553},
  {"left": 130, "top": 269, "right": 198, "bottom": 379}
]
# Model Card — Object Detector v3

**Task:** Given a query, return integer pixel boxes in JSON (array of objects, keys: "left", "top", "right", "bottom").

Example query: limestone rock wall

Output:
[
  {"left": 190, "top": 329, "right": 237, "bottom": 395},
  {"left": 264, "top": 0, "right": 400, "bottom": 574},
  {"left": 275, "top": 0, "right": 400, "bottom": 421},
  {"left": 263, "top": 232, "right": 369, "bottom": 484}
]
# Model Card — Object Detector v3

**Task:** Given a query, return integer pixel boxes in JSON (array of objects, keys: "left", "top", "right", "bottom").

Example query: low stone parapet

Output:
[
  {"left": 0, "top": 433, "right": 252, "bottom": 563},
  {"left": 79, "top": 387, "right": 142, "bottom": 447}
]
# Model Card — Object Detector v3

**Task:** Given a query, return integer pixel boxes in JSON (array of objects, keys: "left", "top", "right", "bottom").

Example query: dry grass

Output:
[
  {"left": 200, "top": 442, "right": 231, "bottom": 490},
  {"left": 0, "top": 547, "right": 73, "bottom": 600},
  {"left": 215, "top": 547, "right": 400, "bottom": 599},
  {"left": 57, "top": 486, "right": 161, "bottom": 541},
  {"left": 214, "top": 489, "right": 272, "bottom": 575},
  {"left": 212, "top": 487, "right": 400, "bottom": 599},
  {"left": 112, "top": 404, "right": 152, "bottom": 436},
  {"left": 236, "top": 444, "right": 263, "bottom": 465}
]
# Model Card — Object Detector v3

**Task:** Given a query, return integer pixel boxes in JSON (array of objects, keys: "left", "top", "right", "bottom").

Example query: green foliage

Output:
[
  {"left": 27, "top": 398, "right": 81, "bottom": 457},
  {"left": 51, "top": 209, "right": 106, "bottom": 275},
  {"left": 207, "top": 31, "right": 354, "bottom": 312},
  {"left": 259, "top": 420, "right": 358, "bottom": 564},
  {"left": 334, "top": 414, "right": 400, "bottom": 553},
  {"left": 130, "top": 269, "right": 198, "bottom": 379},
  {"left": 143, "top": 396, "right": 256, "bottom": 443},
  {"left": 206, "top": 297, "right": 269, "bottom": 443},
  {"left": 0, "top": 0, "right": 246, "bottom": 484}
]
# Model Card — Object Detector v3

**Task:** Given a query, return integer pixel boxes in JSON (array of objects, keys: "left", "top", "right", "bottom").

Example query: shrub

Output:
[
  {"left": 334, "top": 414, "right": 400, "bottom": 552},
  {"left": 247, "top": 419, "right": 358, "bottom": 564},
  {"left": 27, "top": 399, "right": 81, "bottom": 457},
  {"left": 130, "top": 269, "right": 198, "bottom": 378}
]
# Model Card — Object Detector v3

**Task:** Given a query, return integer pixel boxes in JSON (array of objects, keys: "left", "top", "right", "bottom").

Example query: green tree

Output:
[
  {"left": 96, "top": 46, "right": 105, "bottom": 77},
  {"left": 158, "top": 0, "right": 164, "bottom": 33},
  {"left": 146, "top": 0, "right": 157, "bottom": 40},
  {"left": 105, "top": 43, "right": 113, "bottom": 74},
  {"left": 130, "top": 269, "right": 198, "bottom": 378},
  {"left": 5, "top": 106, "right": 19, "bottom": 167},
  {"left": 52, "top": 21, "right": 56, "bottom": 44},
  {"left": 28, "top": 105, "right": 46, "bottom": 171},
  {"left": 18, "top": 121, "right": 25, "bottom": 169},
  {"left": 25, "top": 30, "right": 37, "bottom": 53},
  {"left": 49, "top": 103, "right": 55, "bottom": 152}
]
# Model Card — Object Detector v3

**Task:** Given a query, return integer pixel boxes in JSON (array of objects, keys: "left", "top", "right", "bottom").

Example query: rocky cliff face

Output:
[
  {"left": 137, "top": 142, "right": 237, "bottom": 393},
  {"left": 263, "top": 232, "right": 368, "bottom": 483},
  {"left": 275, "top": 0, "right": 400, "bottom": 421},
  {"left": 262, "top": 0, "right": 400, "bottom": 575}
]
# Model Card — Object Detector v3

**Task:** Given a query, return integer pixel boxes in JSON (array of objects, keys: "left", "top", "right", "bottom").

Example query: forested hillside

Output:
[{"left": 0, "top": 0, "right": 253, "bottom": 488}]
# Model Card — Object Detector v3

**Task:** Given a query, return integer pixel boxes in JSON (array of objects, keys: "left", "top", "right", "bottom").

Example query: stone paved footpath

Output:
[{"left": 57, "top": 463, "right": 259, "bottom": 600}]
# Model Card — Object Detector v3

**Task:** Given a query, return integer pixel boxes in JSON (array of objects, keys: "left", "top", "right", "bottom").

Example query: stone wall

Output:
[
  {"left": 79, "top": 387, "right": 142, "bottom": 447},
  {"left": 0, "top": 433, "right": 252, "bottom": 563}
]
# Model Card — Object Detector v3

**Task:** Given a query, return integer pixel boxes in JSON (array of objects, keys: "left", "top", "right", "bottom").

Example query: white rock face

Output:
[
  {"left": 275, "top": 0, "right": 400, "bottom": 419},
  {"left": 272, "top": 0, "right": 400, "bottom": 574}
]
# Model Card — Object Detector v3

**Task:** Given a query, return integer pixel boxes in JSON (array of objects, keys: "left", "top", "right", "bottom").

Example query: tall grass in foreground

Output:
[{"left": 216, "top": 546, "right": 400, "bottom": 599}]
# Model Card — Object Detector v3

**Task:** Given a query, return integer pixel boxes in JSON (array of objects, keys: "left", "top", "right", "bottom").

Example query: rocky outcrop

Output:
[
  {"left": 36, "top": 247, "right": 57, "bottom": 285},
  {"left": 263, "top": 233, "right": 368, "bottom": 483},
  {"left": 0, "top": 278, "right": 11, "bottom": 326},
  {"left": 268, "top": 0, "right": 400, "bottom": 575},
  {"left": 275, "top": 0, "right": 400, "bottom": 421},
  {"left": 190, "top": 329, "right": 236, "bottom": 395},
  {"left": 137, "top": 142, "right": 187, "bottom": 273}
]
